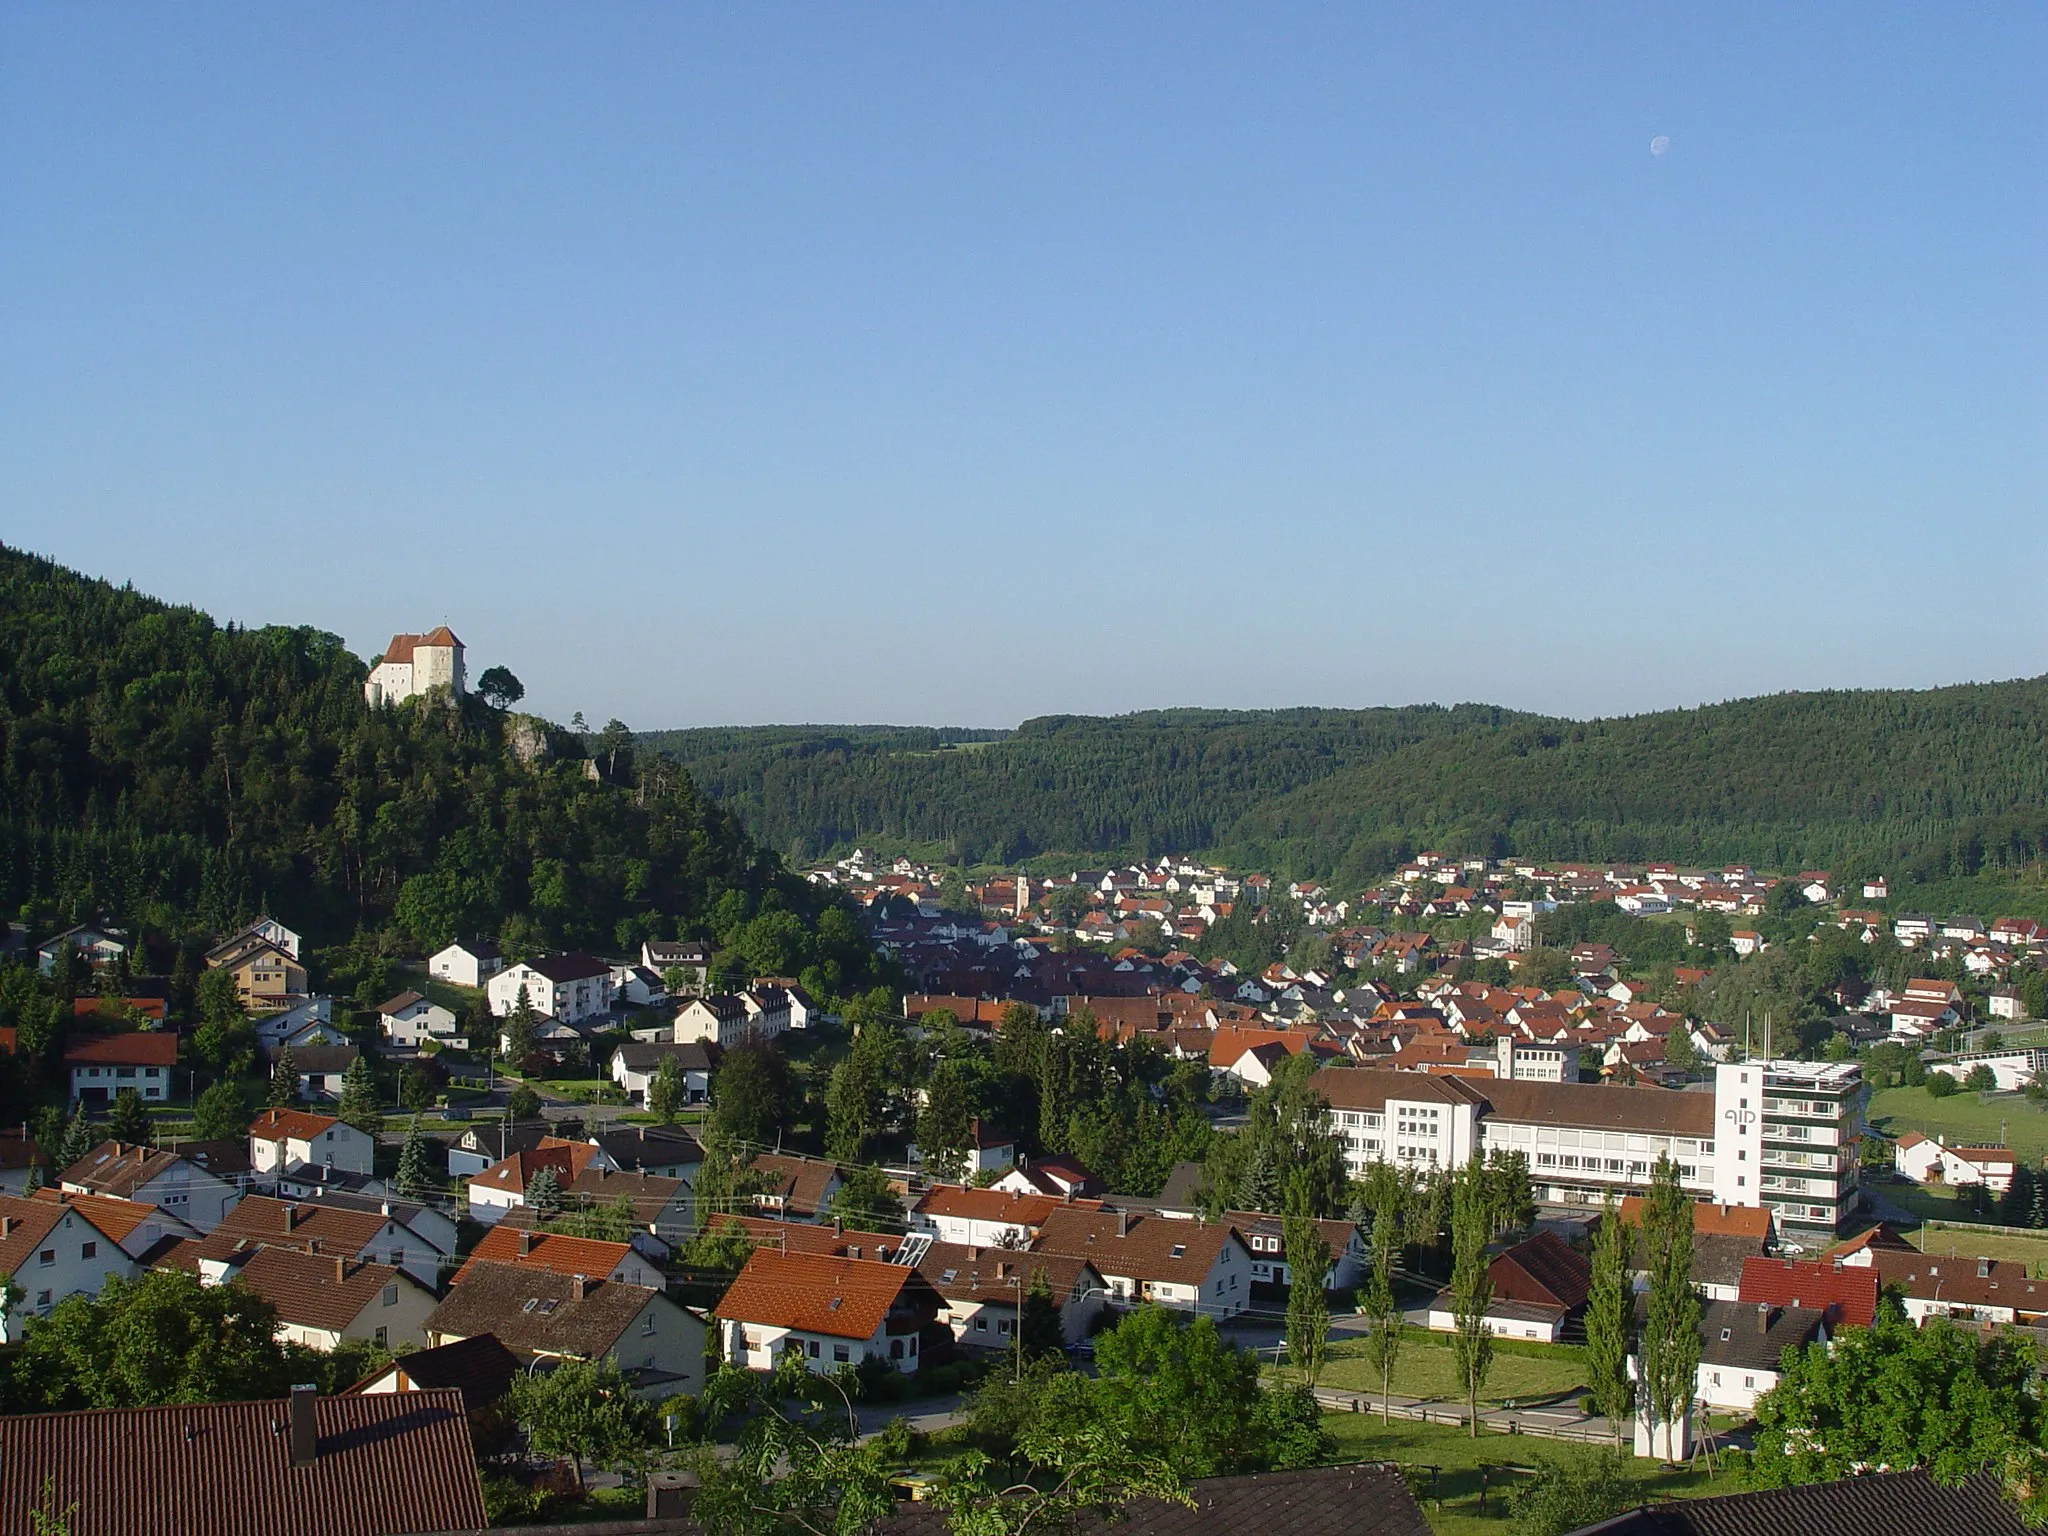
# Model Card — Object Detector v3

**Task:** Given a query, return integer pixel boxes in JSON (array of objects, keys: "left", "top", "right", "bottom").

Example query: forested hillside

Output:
[
  {"left": 0, "top": 544, "right": 883, "bottom": 995},
  {"left": 646, "top": 680, "right": 2048, "bottom": 885},
  {"left": 637, "top": 705, "right": 1528, "bottom": 864}
]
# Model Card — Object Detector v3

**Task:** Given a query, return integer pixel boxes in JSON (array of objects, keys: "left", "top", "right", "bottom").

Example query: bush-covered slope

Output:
[{"left": 0, "top": 544, "right": 878, "bottom": 991}]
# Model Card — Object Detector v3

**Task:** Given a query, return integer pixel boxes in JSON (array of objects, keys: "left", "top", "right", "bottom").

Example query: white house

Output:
[
  {"left": 672, "top": 994, "right": 755, "bottom": 1049},
  {"left": 36, "top": 923, "right": 133, "bottom": 977},
  {"left": 60, "top": 1141, "right": 242, "bottom": 1233},
  {"left": 376, "top": 991, "right": 461, "bottom": 1049},
  {"left": 198, "top": 1244, "right": 436, "bottom": 1353},
  {"left": 911, "top": 1186, "right": 1075, "bottom": 1249},
  {"left": 714, "top": 1250, "right": 942, "bottom": 1376},
  {"left": 248, "top": 1107, "right": 378, "bottom": 1180},
  {"left": 463, "top": 1139, "right": 616, "bottom": 1226},
  {"left": 487, "top": 953, "right": 614, "bottom": 1025},
  {"left": 610, "top": 1041, "right": 720, "bottom": 1106},
  {"left": 252, "top": 996, "right": 338, "bottom": 1052},
  {"left": 1030, "top": 1208, "right": 1253, "bottom": 1317},
  {"left": 63, "top": 1032, "right": 177, "bottom": 1106},
  {"left": 1694, "top": 1299, "right": 1826, "bottom": 1412},
  {"left": 211, "top": 1193, "right": 451, "bottom": 1290},
  {"left": 0, "top": 1194, "right": 138, "bottom": 1340},
  {"left": 425, "top": 1264, "right": 706, "bottom": 1399},
  {"left": 429, "top": 939, "right": 502, "bottom": 989},
  {"left": 914, "top": 1245, "right": 1108, "bottom": 1349},
  {"left": 1225, "top": 1212, "right": 1369, "bottom": 1290},
  {"left": 642, "top": 939, "right": 711, "bottom": 993},
  {"left": 1894, "top": 1133, "right": 2017, "bottom": 1193}
]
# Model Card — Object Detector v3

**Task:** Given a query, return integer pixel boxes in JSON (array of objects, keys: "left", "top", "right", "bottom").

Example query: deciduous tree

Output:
[
  {"left": 1448, "top": 1156, "right": 1494, "bottom": 1437},
  {"left": 1283, "top": 1216, "right": 1331, "bottom": 1388},
  {"left": 1583, "top": 1193, "right": 1634, "bottom": 1447},
  {"left": 1637, "top": 1154, "right": 1700, "bottom": 1459}
]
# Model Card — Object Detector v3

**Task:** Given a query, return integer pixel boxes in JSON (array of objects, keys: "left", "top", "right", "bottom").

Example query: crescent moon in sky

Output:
[{"left": 1650, "top": 136, "right": 1671, "bottom": 156}]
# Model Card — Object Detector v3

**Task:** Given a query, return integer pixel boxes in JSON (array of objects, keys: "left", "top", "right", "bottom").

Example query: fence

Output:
[{"left": 1308, "top": 1387, "right": 1613, "bottom": 1445}]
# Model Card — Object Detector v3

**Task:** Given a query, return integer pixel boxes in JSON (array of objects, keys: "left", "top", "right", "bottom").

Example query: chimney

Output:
[
  {"left": 334, "top": 1255, "right": 346, "bottom": 1284},
  {"left": 571, "top": 1274, "right": 591, "bottom": 1301},
  {"left": 647, "top": 1471, "right": 700, "bottom": 1520},
  {"left": 307, "top": 1238, "right": 321, "bottom": 1257},
  {"left": 0, "top": 1216, "right": 10, "bottom": 1238},
  {"left": 283, "top": 1203, "right": 299, "bottom": 1230},
  {"left": 288, "top": 1383, "right": 319, "bottom": 1467},
  {"left": 1116, "top": 1210, "right": 1129, "bottom": 1238},
  {"left": 833, "top": 1216, "right": 843, "bottom": 1236},
  {"left": 519, "top": 1230, "right": 535, "bottom": 1256}
]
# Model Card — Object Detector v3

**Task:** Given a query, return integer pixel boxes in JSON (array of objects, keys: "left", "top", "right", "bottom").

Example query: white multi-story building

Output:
[
  {"left": 363, "top": 627, "right": 465, "bottom": 707},
  {"left": 1315, "top": 1058, "right": 1865, "bottom": 1242},
  {"left": 487, "top": 953, "right": 614, "bottom": 1024}
]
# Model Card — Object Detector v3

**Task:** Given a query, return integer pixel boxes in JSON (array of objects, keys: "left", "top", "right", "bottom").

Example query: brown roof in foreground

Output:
[
  {"left": 1589, "top": 1468, "right": 2026, "bottom": 1535},
  {"left": 881, "top": 1463, "right": 1432, "bottom": 1536},
  {"left": 0, "top": 1388, "right": 487, "bottom": 1536}
]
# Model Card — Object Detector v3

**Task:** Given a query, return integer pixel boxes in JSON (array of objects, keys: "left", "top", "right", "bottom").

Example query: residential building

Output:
[
  {"left": 585, "top": 1123, "right": 704, "bottom": 1182},
  {"left": 285, "top": 1042, "right": 361, "bottom": 1101},
  {"left": 424, "top": 1260, "right": 705, "bottom": 1397},
  {"left": 454, "top": 1224, "right": 666, "bottom": 1289},
  {"left": 251, "top": 995, "right": 338, "bottom": 1052},
  {"left": 429, "top": 937, "right": 502, "bottom": 988},
  {"left": 642, "top": 938, "right": 711, "bottom": 992},
  {"left": 1619, "top": 1197, "right": 1773, "bottom": 1300},
  {"left": 747, "top": 1153, "right": 845, "bottom": 1221},
  {"left": 1425, "top": 1231, "right": 1591, "bottom": 1343},
  {"left": 914, "top": 1243, "right": 1108, "bottom": 1349},
  {"left": 1737, "top": 1255, "right": 1879, "bottom": 1330},
  {"left": 1030, "top": 1207, "right": 1253, "bottom": 1317},
  {"left": 1694, "top": 1298, "right": 1827, "bottom": 1412},
  {"left": 1857, "top": 1250, "right": 2048, "bottom": 1327},
  {"left": 1224, "top": 1211, "right": 1368, "bottom": 1290},
  {"left": 1709, "top": 1060, "right": 1865, "bottom": 1240},
  {"left": 375, "top": 990, "right": 459, "bottom": 1048},
  {"left": 0, "top": 1386, "right": 488, "bottom": 1536},
  {"left": 609, "top": 1039, "right": 720, "bottom": 1105},
  {"left": 60, "top": 1140, "right": 241, "bottom": 1233},
  {"left": 0, "top": 1193, "right": 137, "bottom": 1340},
  {"left": 0, "top": 1132, "right": 42, "bottom": 1196},
  {"left": 346, "top": 1333, "right": 520, "bottom": 1412},
  {"left": 36, "top": 922, "right": 133, "bottom": 976},
  {"left": 911, "top": 1186, "right": 1094, "bottom": 1248},
  {"left": 991, "top": 1154, "right": 1102, "bottom": 1200},
  {"left": 487, "top": 951, "right": 614, "bottom": 1024},
  {"left": 1585, "top": 1468, "right": 2026, "bottom": 1536},
  {"left": 363, "top": 626, "right": 465, "bottom": 706},
  {"left": 247, "top": 1107, "right": 377, "bottom": 1180},
  {"left": 63, "top": 1031, "right": 177, "bottom": 1105},
  {"left": 208, "top": 1193, "right": 450, "bottom": 1288},
  {"left": 715, "top": 1249, "right": 943, "bottom": 1375},
  {"left": 189, "top": 1243, "right": 435, "bottom": 1353},
  {"left": 213, "top": 940, "right": 310, "bottom": 1011},
  {"left": 464, "top": 1136, "right": 614, "bottom": 1224},
  {"left": 1894, "top": 1132, "right": 2017, "bottom": 1192},
  {"left": 672, "top": 993, "right": 756, "bottom": 1048}
]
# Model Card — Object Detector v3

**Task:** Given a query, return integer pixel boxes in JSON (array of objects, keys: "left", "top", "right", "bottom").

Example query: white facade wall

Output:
[{"left": 0, "top": 1210, "right": 135, "bottom": 1342}]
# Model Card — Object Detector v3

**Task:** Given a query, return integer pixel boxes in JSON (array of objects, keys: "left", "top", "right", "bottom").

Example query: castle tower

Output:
[{"left": 364, "top": 626, "right": 466, "bottom": 705}]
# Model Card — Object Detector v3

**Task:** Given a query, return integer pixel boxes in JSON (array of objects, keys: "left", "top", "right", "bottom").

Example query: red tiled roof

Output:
[
  {"left": 456, "top": 1224, "right": 636, "bottom": 1283},
  {"left": 0, "top": 1388, "right": 486, "bottom": 1536},
  {"left": 1618, "top": 1197, "right": 1772, "bottom": 1241},
  {"left": 714, "top": 1249, "right": 924, "bottom": 1340},
  {"left": 1738, "top": 1256, "right": 1879, "bottom": 1329},
  {"left": 247, "top": 1107, "right": 341, "bottom": 1143},
  {"left": 62, "top": 1031, "right": 178, "bottom": 1067},
  {"left": 469, "top": 1137, "right": 601, "bottom": 1195}
]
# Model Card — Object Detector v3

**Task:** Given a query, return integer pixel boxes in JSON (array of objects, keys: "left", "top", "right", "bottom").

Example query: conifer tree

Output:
[
  {"left": 57, "top": 1105, "right": 97, "bottom": 1170},
  {"left": 503, "top": 985, "right": 540, "bottom": 1069},
  {"left": 106, "top": 1089, "right": 152, "bottom": 1147},
  {"left": 395, "top": 1117, "right": 435, "bottom": 1200},
  {"left": 526, "top": 1164, "right": 563, "bottom": 1215},
  {"left": 268, "top": 1045, "right": 298, "bottom": 1108},
  {"left": 337, "top": 1055, "right": 384, "bottom": 1136}
]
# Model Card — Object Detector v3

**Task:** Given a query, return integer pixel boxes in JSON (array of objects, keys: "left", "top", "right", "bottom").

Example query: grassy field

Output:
[
  {"left": 1910, "top": 1223, "right": 2048, "bottom": 1274},
  {"left": 1274, "top": 1336, "right": 1587, "bottom": 1408},
  {"left": 1867, "top": 1085, "right": 2048, "bottom": 1165},
  {"left": 1317, "top": 1413, "right": 1746, "bottom": 1536}
]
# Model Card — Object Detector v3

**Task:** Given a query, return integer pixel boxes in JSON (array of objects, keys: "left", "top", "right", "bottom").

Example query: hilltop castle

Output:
[{"left": 364, "top": 626, "right": 465, "bottom": 706}]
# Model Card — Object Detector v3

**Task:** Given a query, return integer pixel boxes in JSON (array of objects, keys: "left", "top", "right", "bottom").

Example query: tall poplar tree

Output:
[
  {"left": 1448, "top": 1157, "right": 1495, "bottom": 1437},
  {"left": 1283, "top": 1216, "right": 1332, "bottom": 1387},
  {"left": 1359, "top": 1159, "right": 1406, "bottom": 1422},
  {"left": 1638, "top": 1155, "right": 1701, "bottom": 1460},
  {"left": 1584, "top": 1192, "right": 1635, "bottom": 1447}
]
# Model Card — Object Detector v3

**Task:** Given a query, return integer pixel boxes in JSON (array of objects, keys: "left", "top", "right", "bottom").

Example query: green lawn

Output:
[
  {"left": 1911, "top": 1223, "right": 2048, "bottom": 1275},
  {"left": 1317, "top": 1413, "right": 1747, "bottom": 1536},
  {"left": 1273, "top": 1336, "right": 1587, "bottom": 1408},
  {"left": 1867, "top": 1085, "right": 2048, "bottom": 1166},
  {"left": 420, "top": 977, "right": 483, "bottom": 1015}
]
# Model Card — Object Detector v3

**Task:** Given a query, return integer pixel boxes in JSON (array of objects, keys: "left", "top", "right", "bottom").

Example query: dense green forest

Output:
[
  {"left": 645, "top": 679, "right": 2048, "bottom": 887},
  {"left": 637, "top": 705, "right": 1530, "bottom": 865},
  {"left": 0, "top": 544, "right": 884, "bottom": 996}
]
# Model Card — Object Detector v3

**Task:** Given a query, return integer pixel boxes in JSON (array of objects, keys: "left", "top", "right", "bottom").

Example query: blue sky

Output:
[{"left": 3, "top": 6, "right": 2041, "bottom": 728}]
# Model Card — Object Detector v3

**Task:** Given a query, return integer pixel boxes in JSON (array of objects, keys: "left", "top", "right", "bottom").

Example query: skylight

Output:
[{"left": 1170, "top": 1244, "right": 1186, "bottom": 1258}]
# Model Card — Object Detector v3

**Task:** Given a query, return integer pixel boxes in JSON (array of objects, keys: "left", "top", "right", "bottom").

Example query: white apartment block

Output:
[{"left": 1315, "top": 1058, "right": 1864, "bottom": 1242}]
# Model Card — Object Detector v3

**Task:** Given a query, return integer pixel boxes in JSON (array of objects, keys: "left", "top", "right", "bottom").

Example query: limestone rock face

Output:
[{"left": 505, "top": 714, "right": 552, "bottom": 768}]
